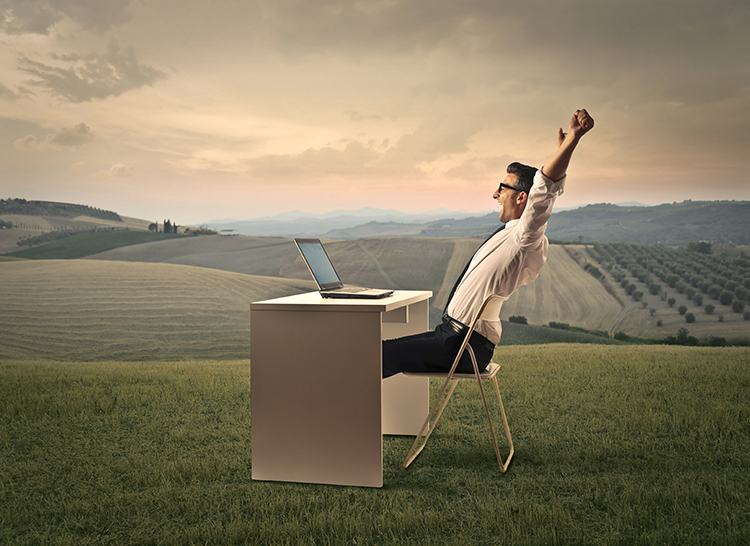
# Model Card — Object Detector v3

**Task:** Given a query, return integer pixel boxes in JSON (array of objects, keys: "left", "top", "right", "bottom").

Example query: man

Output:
[{"left": 383, "top": 109, "right": 595, "bottom": 378}]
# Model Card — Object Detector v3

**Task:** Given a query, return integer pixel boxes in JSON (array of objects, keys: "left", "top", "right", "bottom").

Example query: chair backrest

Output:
[
  {"left": 478, "top": 294, "right": 504, "bottom": 322},
  {"left": 468, "top": 294, "right": 505, "bottom": 330}
]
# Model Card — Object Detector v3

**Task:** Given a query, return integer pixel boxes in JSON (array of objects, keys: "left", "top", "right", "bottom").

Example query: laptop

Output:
[{"left": 294, "top": 238, "right": 394, "bottom": 299}]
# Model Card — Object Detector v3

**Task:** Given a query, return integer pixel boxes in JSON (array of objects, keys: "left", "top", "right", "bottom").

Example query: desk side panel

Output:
[
  {"left": 251, "top": 308, "right": 383, "bottom": 487},
  {"left": 381, "top": 298, "right": 430, "bottom": 435}
]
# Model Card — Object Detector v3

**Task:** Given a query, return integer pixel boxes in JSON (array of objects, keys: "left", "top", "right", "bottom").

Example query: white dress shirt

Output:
[{"left": 446, "top": 169, "right": 566, "bottom": 344}]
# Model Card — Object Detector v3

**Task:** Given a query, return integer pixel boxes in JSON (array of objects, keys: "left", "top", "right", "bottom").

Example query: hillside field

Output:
[
  {"left": 1, "top": 233, "right": 748, "bottom": 360},
  {"left": 0, "top": 214, "right": 151, "bottom": 253},
  {"left": 0, "top": 259, "right": 315, "bottom": 361},
  {"left": 91, "top": 235, "right": 623, "bottom": 330},
  {"left": 88, "top": 234, "right": 749, "bottom": 341}
]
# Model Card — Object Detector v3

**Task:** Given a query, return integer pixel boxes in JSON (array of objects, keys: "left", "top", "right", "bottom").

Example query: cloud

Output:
[
  {"left": 106, "top": 162, "right": 133, "bottom": 177},
  {"left": 445, "top": 156, "right": 517, "bottom": 181},
  {"left": 91, "top": 162, "right": 133, "bottom": 178},
  {"left": 18, "top": 41, "right": 167, "bottom": 102},
  {"left": 48, "top": 122, "right": 95, "bottom": 147},
  {"left": 245, "top": 118, "right": 480, "bottom": 185},
  {"left": 0, "top": 82, "right": 18, "bottom": 100},
  {"left": 0, "top": 0, "right": 132, "bottom": 35},
  {"left": 257, "top": 0, "right": 750, "bottom": 105},
  {"left": 247, "top": 141, "right": 383, "bottom": 181},
  {"left": 13, "top": 122, "right": 94, "bottom": 149}
]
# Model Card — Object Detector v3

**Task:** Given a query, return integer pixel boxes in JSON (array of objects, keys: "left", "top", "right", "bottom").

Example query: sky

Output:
[{"left": 1, "top": 0, "right": 749, "bottom": 225}]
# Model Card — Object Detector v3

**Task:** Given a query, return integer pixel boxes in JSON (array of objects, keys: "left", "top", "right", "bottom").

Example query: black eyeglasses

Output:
[{"left": 498, "top": 182, "right": 523, "bottom": 193}]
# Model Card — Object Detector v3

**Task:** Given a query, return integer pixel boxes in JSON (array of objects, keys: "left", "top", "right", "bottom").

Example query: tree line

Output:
[
  {"left": 0, "top": 198, "right": 122, "bottom": 221},
  {"left": 148, "top": 220, "right": 179, "bottom": 233}
]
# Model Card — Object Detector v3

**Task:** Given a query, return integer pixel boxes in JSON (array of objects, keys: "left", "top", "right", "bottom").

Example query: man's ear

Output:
[{"left": 516, "top": 191, "right": 529, "bottom": 207}]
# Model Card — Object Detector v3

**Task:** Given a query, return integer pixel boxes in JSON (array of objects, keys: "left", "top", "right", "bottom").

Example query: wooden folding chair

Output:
[{"left": 402, "top": 294, "right": 514, "bottom": 472}]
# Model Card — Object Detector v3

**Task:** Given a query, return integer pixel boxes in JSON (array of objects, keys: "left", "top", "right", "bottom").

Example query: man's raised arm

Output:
[{"left": 541, "top": 109, "right": 594, "bottom": 182}]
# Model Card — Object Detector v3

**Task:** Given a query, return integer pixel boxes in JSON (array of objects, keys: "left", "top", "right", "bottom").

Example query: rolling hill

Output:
[
  {"left": 0, "top": 259, "right": 315, "bottom": 361},
  {"left": 2, "top": 196, "right": 749, "bottom": 360},
  {"left": 0, "top": 244, "right": 626, "bottom": 361}
]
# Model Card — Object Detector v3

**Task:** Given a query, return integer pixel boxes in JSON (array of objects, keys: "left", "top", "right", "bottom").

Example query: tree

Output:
[
  {"left": 708, "top": 285, "right": 722, "bottom": 299},
  {"left": 719, "top": 290, "right": 734, "bottom": 306},
  {"left": 685, "top": 312, "right": 695, "bottom": 323},
  {"left": 693, "top": 293, "right": 703, "bottom": 306},
  {"left": 678, "top": 305, "right": 687, "bottom": 315},
  {"left": 733, "top": 300, "right": 746, "bottom": 313},
  {"left": 668, "top": 297, "right": 676, "bottom": 308},
  {"left": 705, "top": 304, "right": 715, "bottom": 314},
  {"left": 687, "top": 241, "right": 712, "bottom": 254}
]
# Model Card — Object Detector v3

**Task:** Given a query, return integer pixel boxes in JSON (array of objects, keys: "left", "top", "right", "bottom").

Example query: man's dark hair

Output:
[{"left": 506, "top": 162, "right": 538, "bottom": 193}]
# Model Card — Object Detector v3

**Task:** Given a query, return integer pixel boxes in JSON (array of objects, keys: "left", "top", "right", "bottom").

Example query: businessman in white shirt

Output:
[{"left": 383, "top": 109, "right": 595, "bottom": 378}]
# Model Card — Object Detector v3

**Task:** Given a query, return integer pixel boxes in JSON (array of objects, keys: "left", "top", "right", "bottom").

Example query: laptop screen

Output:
[{"left": 296, "top": 241, "right": 341, "bottom": 287}]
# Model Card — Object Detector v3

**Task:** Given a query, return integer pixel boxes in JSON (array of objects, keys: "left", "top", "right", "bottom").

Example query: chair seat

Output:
[{"left": 404, "top": 362, "right": 500, "bottom": 380}]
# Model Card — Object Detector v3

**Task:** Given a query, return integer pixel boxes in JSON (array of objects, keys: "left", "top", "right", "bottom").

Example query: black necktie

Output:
[{"left": 443, "top": 224, "right": 505, "bottom": 314}]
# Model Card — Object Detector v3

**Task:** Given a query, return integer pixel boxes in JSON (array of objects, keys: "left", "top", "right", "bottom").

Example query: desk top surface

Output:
[{"left": 251, "top": 290, "right": 431, "bottom": 313}]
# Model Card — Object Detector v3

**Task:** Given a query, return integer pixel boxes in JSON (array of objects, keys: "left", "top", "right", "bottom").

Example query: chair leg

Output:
[
  {"left": 403, "top": 378, "right": 459, "bottom": 468},
  {"left": 487, "top": 375, "right": 513, "bottom": 472}
]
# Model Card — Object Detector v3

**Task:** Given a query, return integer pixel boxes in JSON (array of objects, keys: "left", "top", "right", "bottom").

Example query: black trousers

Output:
[{"left": 382, "top": 322, "right": 494, "bottom": 379}]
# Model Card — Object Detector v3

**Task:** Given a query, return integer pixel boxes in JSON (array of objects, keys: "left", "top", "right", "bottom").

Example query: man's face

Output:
[{"left": 493, "top": 173, "right": 522, "bottom": 223}]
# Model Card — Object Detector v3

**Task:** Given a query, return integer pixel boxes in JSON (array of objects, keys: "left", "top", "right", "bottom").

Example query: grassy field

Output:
[
  {"left": 0, "top": 214, "right": 152, "bottom": 253},
  {"left": 6, "top": 231, "right": 184, "bottom": 260},
  {"left": 2, "top": 345, "right": 749, "bottom": 545}
]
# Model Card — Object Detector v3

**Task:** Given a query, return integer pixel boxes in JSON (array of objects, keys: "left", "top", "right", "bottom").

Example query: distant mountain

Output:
[
  {"left": 311, "top": 200, "right": 750, "bottom": 246},
  {"left": 206, "top": 208, "right": 490, "bottom": 237},
  {"left": 7, "top": 198, "right": 748, "bottom": 247},
  {"left": 546, "top": 200, "right": 750, "bottom": 246}
]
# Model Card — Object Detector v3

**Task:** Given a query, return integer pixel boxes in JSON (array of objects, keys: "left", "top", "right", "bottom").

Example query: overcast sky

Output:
[{"left": 1, "top": 0, "right": 748, "bottom": 224}]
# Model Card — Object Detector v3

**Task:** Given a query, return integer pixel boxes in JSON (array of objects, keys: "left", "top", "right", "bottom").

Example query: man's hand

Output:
[
  {"left": 558, "top": 109, "right": 594, "bottom": 147},
  {"left": 544, "top": 108, "right": 594, "bottom": 180}
]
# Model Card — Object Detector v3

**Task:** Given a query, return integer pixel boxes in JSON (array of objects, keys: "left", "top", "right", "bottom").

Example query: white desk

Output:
[{"left": 250, "top": 290, "right": 432, "bottom": 487}]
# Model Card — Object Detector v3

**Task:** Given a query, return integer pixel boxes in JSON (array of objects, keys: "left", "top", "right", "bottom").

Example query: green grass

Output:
[
  {"left": 6, "top": 231, "right": 184, "bottom": 260},
  {"left": 2, "top": 345, "right": 749, "bottom": 545},
  {"left": 498, "top": 322, "right": 626, "bottom": 346}
]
